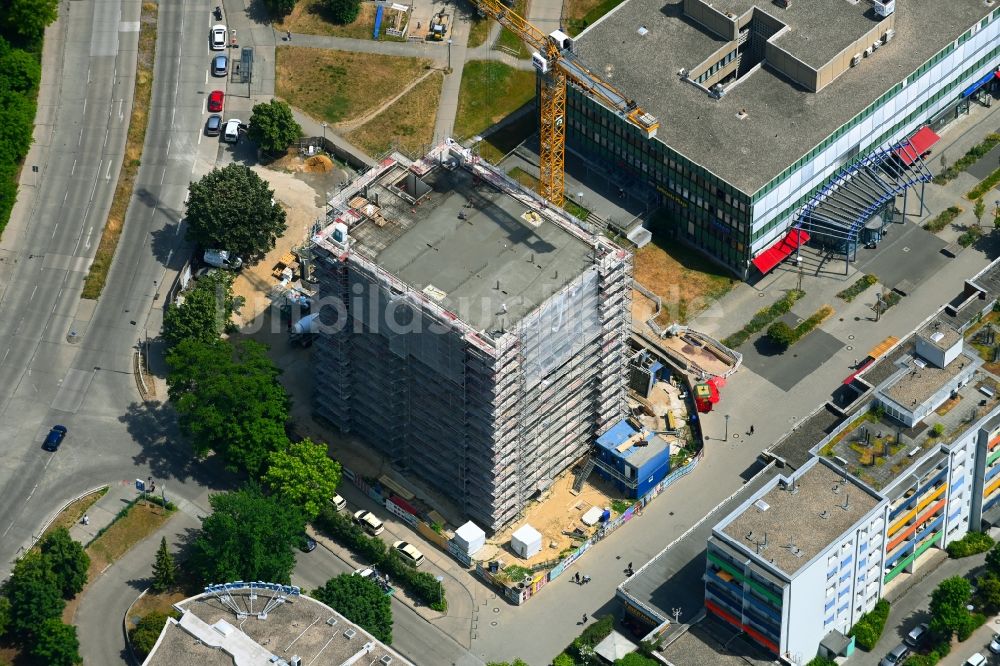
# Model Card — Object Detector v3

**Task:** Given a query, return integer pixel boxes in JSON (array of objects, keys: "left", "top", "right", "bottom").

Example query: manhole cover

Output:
[
  {"left": 733, "top": 433, "right": 740, "bottom": 440},
  {"left": 491, "top": 621, "right": 498, "bottom": 627},
  {"left": 846, "top": 345, "right": 854, "bottom": 351},
  {"left": 848, "top": 335, "right": 855, "bottom": 340},
  {"left": 493, "top": 608, "right": 500, "bottom": 614},
  {"left": 902, "top": 247, "right": 910, "bottom": 252},
  {"left": 759, "top": 292, "right": 765, "bottom": 297}
]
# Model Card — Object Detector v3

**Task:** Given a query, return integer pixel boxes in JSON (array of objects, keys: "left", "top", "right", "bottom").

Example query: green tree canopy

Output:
[
  {"left": 31, "top": 619, "right": 81, "bottom": 666},
  {"left": 166, "top": 338, "right": 290, "bottom": 475},
  {"left": 151, "top": 537, "right": 177, "bottom": 593},
  {"left": 0, "top": 90, "right": 36, "bottom": 164},
  {"left": 928, "top": 576, "right": 973, "bottom": 641},
  {"left": 986, "top": 541, "right": 1000, "bottom": 576},
  {"left": 0, "top": 38, "right": 41, "bottom": 93},
  {"left": 0, "top": 0, "right": 59, "bottom": 45},
  {"left": 486, "top": 661, "right": 530, "bottom": 666},
  {"left": 263, "top": 0, "right": 296, "bottom": 18},
  {"left": 975, "top": 571, "right": 1000, "bottom": 614},
  {"left": 248, "top": 100, "right": 302, "bottom": 156},
  {"left": 615, "top": 654, "right": 660, "bottom": 666},
  {"left": 129, "top": 611, "right": 177, "bottom": 661},
  {"left": 39, "top": 527, "right": 90, "bottom": 598},
  {"left": 185, "top": 164, "right": 287, "bottom": 265},
  {"left": 162, "top": 270, "right": 241, "bottom": 349},
  {"left": 6, "top": 551, "right": 65, "bottom": 637},
  {"left": 0, "top": 595, "right": 10, "bottom": 637},
  {"left": 313, "top": 574, "right": 393, "bottom": 644},
  {"left": 263, "top": 438, "right": 342, "bottom": 519},
  {"left": 766, "top": 321, "right": 795, "bottom": 350},
  {"left": 190, "top": 483, "right": 306, "bottom": 585},
  {"left": 325, "top": 0, "right": 362, "bottom": 24}
]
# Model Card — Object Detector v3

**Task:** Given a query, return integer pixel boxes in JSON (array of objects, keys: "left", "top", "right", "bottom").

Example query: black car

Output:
[
  {"left": 205, "top": 114, "right": 222, "bottom": 136},
  {"left": 42, "top": 425, "right": 68, "bottom": 452},
  {"left": 298, "top": 534, "right": 317, "bottom": 553}
]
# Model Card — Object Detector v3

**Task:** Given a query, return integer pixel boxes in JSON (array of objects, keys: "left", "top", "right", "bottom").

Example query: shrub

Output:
[
  {"left": 956, "top": 612, "right": 987, "bottom": 641},
  {"left": 969, "top": 167, "right": 1000, "bottom": 201},
  {"left": 931, "top": 423, "right": 945, "bottom": 437},
  {"left": 934, "top": 133, "right": 1000, "bottom": 184},
  {"left": 923, "top": 206, "right": 963, "bottom": 232},
  {"left": 805, "top": 657, "right": 837, "bottom": 666},
  {"left": 766, "top": 321, "right": 795, "bottom": 350},
  {"left": 722, "top": 290, "right": 805, "bottom": 348},
  {"left": 958, "top": 226, "right": 983, "bottom": 248},
  {"left": 947, "top": 532, "right": 995, "bottom": 558},
  {"left": 837, "top": 274, "right": 878, "bottom": 302},
  {"left": 849, "top": 599, "right": 889, "bottom": 651},
  {"left": 129, "top": 611, "right": 180, "bottom": 660},
  {"left": 326, "top": 0, "right": 361, "bottom": 24}
]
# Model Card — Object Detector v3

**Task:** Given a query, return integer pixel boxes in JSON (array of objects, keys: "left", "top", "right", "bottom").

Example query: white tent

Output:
[
  {"left": 594, "top": 630, "right": 637, "bottom": 663},
  {"left": 453, "top": 521, "right": 486, "bottom": 556},
  {"left": 510, "top": 524, "right": 542, "bottom": 559}
]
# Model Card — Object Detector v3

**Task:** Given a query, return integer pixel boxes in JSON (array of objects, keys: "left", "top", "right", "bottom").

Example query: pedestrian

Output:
[
  {"left": 627, "top": 561, "right": 632, "bottom": 570},
  {"left": 82, "top": 514, "right": 89, "bottom": 526},
  {"left": 749, "top": 425, "right": 755, "bottom": 436},
  {"left": 574, "top": 572, "right": 580, "bottom": 584},
  {"left": 582, "top": 613, "right": 588, "bottom": 623},
  {"left": 287, "top": 30, "right": 292, "bottom": 42}
]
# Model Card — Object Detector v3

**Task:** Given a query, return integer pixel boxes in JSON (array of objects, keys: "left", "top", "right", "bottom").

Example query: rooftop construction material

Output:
[{"left": 311, "top": 141, "right": 633, "bottom": 530}]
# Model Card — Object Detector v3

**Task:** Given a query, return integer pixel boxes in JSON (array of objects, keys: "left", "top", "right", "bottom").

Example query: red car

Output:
[{"left": 207, "top": 90, "right": 224, "bottom": 112}]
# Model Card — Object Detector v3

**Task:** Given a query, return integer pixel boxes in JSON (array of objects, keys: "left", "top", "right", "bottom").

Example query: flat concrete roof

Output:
[
  {"left": 354, "top": 165, "right": 594, "bottom": 332},
  {"left": 917, "top": 319, "right": 962, "bottom": 352},
  {"left": 145, "top": 591, "right": 411, "bottom": 666},
  {"left": 574, "top": 0, "right": 992, "bottom": 193},
  {"left": 882, "top": 349, "right": 974, "bottom": 409},
  {"left": 767, "top": 403, "right": 845, "bottom": 470},
  {"left": 719, "top": 461, "right": 880, "bottom": 577}
]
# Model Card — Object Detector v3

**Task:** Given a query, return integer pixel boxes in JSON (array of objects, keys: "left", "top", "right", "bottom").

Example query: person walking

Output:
[
  {"left": 749, "top": 425, "right": 755, "bottom": 436},
  {"left": 287, "top": 30, "right": 292, "bottom": 42},
  {"left": 574, "top": 572, "right": 580, "bottom": 584},
  {"left": 582, "top": 613, "right": 588, "bottom": 623},
  {"left": 82, "top": 514, "right": 89, "bottom": 526}
]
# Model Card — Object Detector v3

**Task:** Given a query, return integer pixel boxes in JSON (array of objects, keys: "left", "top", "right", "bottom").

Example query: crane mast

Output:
[{"left": 471, "top": 0, "right": 658, "bottom": 207}]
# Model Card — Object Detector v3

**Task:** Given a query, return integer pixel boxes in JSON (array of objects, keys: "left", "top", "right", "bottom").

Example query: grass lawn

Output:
[
  {"left": 274, "top": 0, "right": 376, "bottom": 38},
  {"left": 508, "top": 166, "right": 539, "bottom": 190},
  {"left": 478, "top": 108, "right": 536, "bottom": 163},
  {"left": 276, "top": 47, "right": 431, "bottom": 125},
  {"left": 495, "top": 0, "right": 530, "bottom": 56},
  {"left": 454, "top": 61, "right": 536, "bottom": 140},
  {"left": 347, "top": 71, "right": 443, "bottom": 157},
  {"left": 86, "top": 501, "right": 174, "bottom": 574},
  {"left": 468, "top": 15, "right": 490, "bottom": 47},
  {"left": 564, "top": 0, "right": 626, "bottom": 36},
  {"left": 635, "top": 229, "right": 736, "bottom": 324}
]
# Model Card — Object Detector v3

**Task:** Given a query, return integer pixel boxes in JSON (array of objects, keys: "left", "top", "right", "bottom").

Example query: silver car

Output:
[{"left": 880, "top": 643, "right": 908, "bottom": 666}]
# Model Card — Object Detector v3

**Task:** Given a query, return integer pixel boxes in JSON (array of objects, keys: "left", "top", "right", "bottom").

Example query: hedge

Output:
[
  {"left": 805, "top": 657, "right": 837, "bottom": 666},
  {"left": 968, "top": 165, "right": 1000, "bottom": 201},
  {"left": 313, "top": 506, "right": 446, "bottom": 611},
  {"left": 946, "top": 532, "right": 995, "bottom": 559},
  {"left": 722, "top": 289, "right": 805, "bottom": 348},
  {"left": 934, "top": 133, "right": 1000, "bottom": 184},
  {"left": 837, "top": 274, "right": 878, "bottom": 302},
  {"left": 958, "top": 226, "right": 983, "bottom": 248},
  {"left": 923, "top": 206, "right": 963, "bottom": 233},
  {"left": 767, "top": 305, "right": 834, "bottom": 350},
  {"left": 956, "top": 612, "right": 987, "bottom": 642},
  {"left": 848, "top": 599, "right": 889, "bottom": 651}
]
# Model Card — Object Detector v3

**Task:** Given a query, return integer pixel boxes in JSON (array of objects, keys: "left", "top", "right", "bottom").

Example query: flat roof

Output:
[
  {"left": 596, "top": 419, "right": 672, "bottom": 468},
  {"left": 351, "top": 165, "right": 594, "bottom": 332},
  {"left": 824, "top": 412, "right": 937, "bottom": 491},
  {"left": 882, "top": 349, "right": 975, "bottom": 409},
  {"left": 767, "top": 403, "right": 844, "bottom": 470},
  {"left": 719, "top": 461, "right": 880, "bottom": 577},
  {"left": 145, "top": 590, "right": 412, "bottom": 666},
  {"left": 574, "top": 0, "right": 992, "bottom": 193},
  {"left": 917, "top": 319, "right": 962, "bottom": 351}
]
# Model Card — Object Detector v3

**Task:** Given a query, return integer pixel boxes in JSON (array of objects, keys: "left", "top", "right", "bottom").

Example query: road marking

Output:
[
  {"left": 82, "top": 98, "right": 87, "bottom": 115},
  {"left": 171, "top": 107, "right": 176, "bottom": 126},
  {"left": 70, "top": 160, "right": 77, "bottom": 176},
  {"left": 198, "top": 132, "right": 202, "bottom": 145},
  {"left": 104, "top": 128, "right": 109, "bottom": 148},
  {"left": 160, "top": 167, "right": 166, "bottom": 185},
  {"left": 51, "top": 289, "right": 63, "bottom": 312},
  {"left": 118, "top": 99, "right": 124, "bottom": 121},
  {"left": 1, "top": 348, "right": 10, "bottom": 365},
  {"left": 78, "top": 128, "right": 84, "bottom": 146},
  {"left": 1, "top": 520, "right": 14, "bottom": 538},
  {"left": 90, "top": 165, "right": 100, "bottom": 200},
  {"left": 51, "top": 223, "right": 59, "bottom": 238},
  {"left": 166, "top": 248, "right": 173, "bottom": 264},
  {"left": 105, "top": 160, "right": 112, "bottom": 180},
  {"left": 166, "top": 138, "right": 171, "bottom": 156},
  {"left": 84, "top": 226, "right": 94, "bottom": 250},
  {"left": 205, "top": 71, "right": 208, "bottom": 85},
  {"left": 25, "top": 483, "right": 38, "bottom": 503},
  {"left": 63, "top": 191, "right": 69, "bottom": 203}
]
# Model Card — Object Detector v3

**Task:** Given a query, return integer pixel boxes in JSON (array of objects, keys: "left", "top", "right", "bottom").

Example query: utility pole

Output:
[{"left": 724, "top": 414, "right": 730, "bottom": 441}]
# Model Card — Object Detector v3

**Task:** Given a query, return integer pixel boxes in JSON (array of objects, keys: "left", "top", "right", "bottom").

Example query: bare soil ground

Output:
[
  {"left": 633, "top": 240, "right": 735, "bottom": 325},
  {"left": 346, "top": 70, "right": 443, "bottom": 156},
  {"left": 489, "top": 471, "right": 621, "bottom": 568}
]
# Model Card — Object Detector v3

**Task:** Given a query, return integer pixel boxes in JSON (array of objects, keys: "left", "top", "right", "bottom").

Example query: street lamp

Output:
[
  {"left": 435, "top": 575, "right": 444, "bottom": 608},
  {"left": 321, "top": 122, "right": 327, "bottom": 150},
  {"left": 724, "top": 414, "right": 730, "bottom": 441},
  {"left": 447, "top": 39, "right": 453, "bottom": 71},
  {"left": 994, "top": 199, "right": 1000, "bottom": 228}
]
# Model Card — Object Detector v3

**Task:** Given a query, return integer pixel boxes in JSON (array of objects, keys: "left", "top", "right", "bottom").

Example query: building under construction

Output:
[{"left": 311, "top": 141, "right": 632, "bottom": 530}]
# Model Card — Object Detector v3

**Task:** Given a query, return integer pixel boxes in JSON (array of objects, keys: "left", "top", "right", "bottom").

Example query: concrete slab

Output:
[
  {"left": 855, "top": 222, "right": 948, "bottom": 291},
  {"left": 965, "top": 143, "right": 1000, "bottom": 181},
  {"left": 51, "top": 368, "right": 96, "bottom": 414}
]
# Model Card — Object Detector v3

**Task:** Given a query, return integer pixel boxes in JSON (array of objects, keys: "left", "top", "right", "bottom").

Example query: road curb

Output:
[{"left": 122, "top": 588, "right": 149, "bottom": 666}]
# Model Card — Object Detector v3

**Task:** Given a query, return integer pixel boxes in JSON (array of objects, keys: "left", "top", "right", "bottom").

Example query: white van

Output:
[
  {"left": 353, "top": 510, "right": 384, "bottom": 535},
  {"left": 223, "top": 118, "right": 241, "bottom": 143},
  {"left": 330, "top": 494, "right": 347, "bottom": 512}
]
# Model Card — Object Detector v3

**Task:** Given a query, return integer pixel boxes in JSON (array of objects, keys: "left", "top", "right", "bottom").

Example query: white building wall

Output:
[
  {"left": 750, "top": 15, "right": 1000, "bottom": 252},
  {"left": 945, "top": 433, "right": 977, "bottom": 544}
]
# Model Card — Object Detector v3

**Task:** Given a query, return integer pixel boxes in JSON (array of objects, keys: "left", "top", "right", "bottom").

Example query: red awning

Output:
[
  {"left": 751, "top": 229, "right": 810, "bottom": 275},
  {"left": 842, "top": 358, "right": 874, "bottom": 385},
  {"left": 896, "top": 126, "right": 941, "bottom": 166}
]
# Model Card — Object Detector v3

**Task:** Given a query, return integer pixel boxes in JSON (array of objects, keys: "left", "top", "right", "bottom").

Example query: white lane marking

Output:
[
  {"left": 82, "top": 98, "right": 87, "bottom": 115},
  {"left": 198, "top": 132, "right": 202, "bottom": 145},
  {"left": 78, "top": 128, "right": 84, "bottom": 145},
  {"left": 90, "top": 164, "right": 101, "bottom": 200},
  {"left": 166, "top": 248, "right": 173, "bottom": 263},
  {"left": 84, "top": 225, "right": 94, "bottom": 250},
  {"left": 118, "top": 99, "right": 124, "bottom": 121},
  {"left": 104, "top": 128, "right": 109, "bottom": 147},
  {"left": 171, "top": 107, "right": 176, "bottom": 126},
  {"left": 105, "top": 160, "right": 112, "bottom": 180},
  {"left": 63, "top": 191, "right": 69, "bottom": 203},
  {"left": 205, "top": 71, "right": 208, "bottom": 85},
  {"left": 166, "top": 138, "right": 171, "bottom": 156},
  {"left": 29, "top": 286, "right": 37, "bottom": 301},
  {"left": 51, "top": 288, "right": 63, "bottom": 312},
  {"left": 70, "top": 160, "right": 77, "bottom": 176},
  {"left": 1, "top": 348, "right": 10, "bottom": 365},
  {"left": 160, "top": 168, "right": 166, "bottom": 185},
  {"left": 51, "top": 223, "right": 59, "bottom": 238}
]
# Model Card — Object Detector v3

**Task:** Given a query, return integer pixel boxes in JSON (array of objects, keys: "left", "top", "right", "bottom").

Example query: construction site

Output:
[{"left": 310, "top": 140, "right": 634, "bottom": 532}]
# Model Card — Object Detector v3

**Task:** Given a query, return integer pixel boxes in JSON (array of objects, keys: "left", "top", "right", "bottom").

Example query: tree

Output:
[
  {"left": 0, "top": 38, "right": 41, "bottom": 93},
  {"left": 0, "top": 0, "right": 59, "bottom": 45},
  {"left": 615, "top": 654, "right": 659, "bottom": 666},
  {"left": 162, "top": 270, "right": 241, "bottom": 349},
  {"left": 32, "top": 619, "right": 81, "bottom": 666},
  {"left": 766, "top": 321, "right": 795, "bottom": 350},
  {"left": 248, "top": 100, "right": 302, "bottom": 156},
  {"left": 928, "top": 576, "right": 972, "bottom": 641},
  {"left": 185, "top": 163, "right": 286, "bottom": 265},
  {"left": 0, "top": 90, "right": 36, "bottom": 164},
  {"left": 129, "top": 611, "right": 177, "bottom": 660},
  {"left": 189, "top": 483, "right": 305, "bottom": 585},
  {"left": 552, "top": 655, "right": 575, "bottom": 666},
  {"left": 486, "top": 661, "right": 529, "bottom": 666},
  {"left": 6, "top": 552, "right": 65, "bottom": 637},
  {"left": 166, "top": 338, "right": 291, "bottom": 475},
  {"left": 325, "top": 0, "right": 362, "bottom": 24},
  {"left": 986, "top": 541, "right": 1000, "bottom": 576},
  {"left": 975, "top": 198, "right": 986, "bottom": 227},
  {"left": 151, "top": 537, "right": 177, "bottom": 593},
  {"left": 313, "top": 574, "right": 393, "bottom": 644},
  {"left": 264, "top": 438, "right": 342, "bottom": 519},
  {"left": 263, "top": 0, "right": 296, "bottom": 18},
  {"left": 39, "top": 527, "right": 90, "bottom": 598},
  {"left": 0, "top": 595, "right": 10, "bottom": 637},
  {"left": 976, "top": 571, "right": 1000, "bottom": 614}
]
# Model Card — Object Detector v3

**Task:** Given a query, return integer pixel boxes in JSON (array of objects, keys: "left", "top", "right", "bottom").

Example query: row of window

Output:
[{"left": 695, "top": 49, "right": 738, "bottom": 85}]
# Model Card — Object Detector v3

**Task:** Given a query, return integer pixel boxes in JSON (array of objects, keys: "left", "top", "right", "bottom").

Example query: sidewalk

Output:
[{"left": 68, "top": 482, "right": 140, "bottom": 546}]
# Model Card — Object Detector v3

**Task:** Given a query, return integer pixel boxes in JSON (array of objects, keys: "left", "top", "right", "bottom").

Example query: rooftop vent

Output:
[
  {"left": 326, "top": 617, "right": 338, "bottom": 626},
  {"left": 344, "top": 628, "right": 357, "bottom": 640},
  {"left": 754, "top": 499, "right": 770, "bottom": 512},
  {"left": 637, "top": 25, "right": 648, "bottom": 36},
  {"left": 791, "top": 547, "right": 804, "bottom": 558},
  {"left": 380, "top": 657, "right": 394, "bottom": 665},
  {"left": 931, "top": 331, "right": 945, "bottom": 343},
  {"left": 820, "top": 510, "right": 830, "bottom": 520}
]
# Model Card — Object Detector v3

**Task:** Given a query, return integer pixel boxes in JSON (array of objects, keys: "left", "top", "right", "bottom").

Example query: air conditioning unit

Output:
[
  {"left": 344, "top": 628, "right": 357, "bottom": 639},
  {"left": 851, "top": 53, "right": 862, "bottom": 67},
  {"left": 380, "top": 657, "right": 394, "bottom": 665},
  {"left": 871, "top": 40, "right": 881, "bottom": 51},
  {"left": 290, "top": 657, "right": 302, "bottom": 666},
  {"left": 883, "top": 28, "right": 895, "bottom": 43},
  {"left": 864, "top": 46, "right": 874, "bottom": 57}
]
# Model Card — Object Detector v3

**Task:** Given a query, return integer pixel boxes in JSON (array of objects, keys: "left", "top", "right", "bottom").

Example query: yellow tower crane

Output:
[{"left": 472, "top": 0, "right": 659, "bottom": 206}]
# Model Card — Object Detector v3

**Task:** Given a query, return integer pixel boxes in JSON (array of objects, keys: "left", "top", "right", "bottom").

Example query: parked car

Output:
[
  {"left": 223, "top": 118, "right": 241, "bottom": 143},
  {"left": 210, "top": 24, "right": 227, "bottom": 50},
  {"left": 393, "top": 540, "right": 424, "bottom": 567},
  {"left": 353, "top": 510, "right": 384, "bottom": 535},
  {"left": 990, "top": 633, "right": 1000, "bottom": 655},
  {"left": 42, "top": 425, "right": 68, "bottom": 452},
  {"left": 354, "top": 567, "right": 394, "bottom": 595},
  {"left": 880, "top": 643, "right": 909, "bottom": 666},
  {"left": 203, "top": 249, "right": 242, "bottom": 270},
  {"left": 205, "top": 114, "right": 222, "bottom": 136},
  {"left": 965, "top": 653, "right": 987, "bottom": 666},
  {"left": 207, "top": 90, "right": 224, "bottom": 112},
  {"left": 212, "top": 54, "right": 228, "bottom": 77},
  {"left": 298, "top": 534, "right": 317, "bottom": 553},
  {"left": 905, "top": 623, "right": 928, "bottom": 648},
  {"left": 330, "top": 494, "right": 347, "bottom": 512}
]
